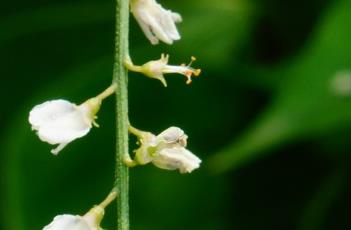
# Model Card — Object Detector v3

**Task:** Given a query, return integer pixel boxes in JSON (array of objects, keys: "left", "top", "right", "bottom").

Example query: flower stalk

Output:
[
  {"left": 113, "top": 0, "right": 130, "bottom": 229},
  {"left": 96, "top": 83, "right": 117, "bottom": 101}
]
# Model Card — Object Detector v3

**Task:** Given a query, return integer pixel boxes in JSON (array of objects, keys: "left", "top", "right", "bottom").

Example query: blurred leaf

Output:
[
  {"left": 297, "top": 166, "right": 348, "bottom": 230},
  {"left": 0, "top": 2, "right": 112, "bottom": 45},
  {"left": 168, "top": 0, "right": 256, "bottom": 70},
  {"left": 209, "top": 0, "right": 351, "bottom": 173}
]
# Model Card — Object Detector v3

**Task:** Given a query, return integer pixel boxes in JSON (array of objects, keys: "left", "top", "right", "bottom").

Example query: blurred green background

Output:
[{"left": 1, "top": 0, "right": 351, "bottom": 229}]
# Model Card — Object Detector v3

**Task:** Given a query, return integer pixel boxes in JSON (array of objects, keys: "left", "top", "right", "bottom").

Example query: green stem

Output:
[{"left": 112, "top": 0, "right": 129, "bottom": 229}]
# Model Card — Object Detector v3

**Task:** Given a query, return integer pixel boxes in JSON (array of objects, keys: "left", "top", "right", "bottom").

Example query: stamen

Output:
[
  {"left": 194, "top": 69, "right": 201, "bottom": 76},
  {"left": 184, "top": 56, "right": 201, "bottom": 84},
  {"left": 189, "top": 56, "right": 196, "bottom": 65}
]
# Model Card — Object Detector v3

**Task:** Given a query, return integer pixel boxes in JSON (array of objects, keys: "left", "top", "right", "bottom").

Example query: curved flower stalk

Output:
[
  {"left": 126, "top": 125, "right": 201, "bottom": 173},
  {"left": 130, "top": 0, "right": 182, "bottom": 45},
  {"left": 43, "top": 190, "right": 117, "bottom": 230},
  {"left": 125, "top": 54, "right": 201, "bottom": 87},
  {"left": 29, "top": 84, "right": 117, "bottom": 155}
]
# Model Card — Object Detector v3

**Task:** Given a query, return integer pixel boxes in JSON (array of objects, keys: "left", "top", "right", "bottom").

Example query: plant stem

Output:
[{"left": 112, "top": 0, "right": 129, "bottom": 229}]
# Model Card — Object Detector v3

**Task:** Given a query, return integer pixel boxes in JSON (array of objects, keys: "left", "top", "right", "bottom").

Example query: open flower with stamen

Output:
[
  {"left": 125, "top": 54, "right": 201, "bottom": 87},
  {"left": 29, "top": 84, "right": 116, "bottom": 155},
  {"left": 43, "top": 190, "right": 117, "bottom": 230},
  {"left": 130, "top": 0, "right": 182, "bottom": 45},
  {"left": 127, "top": 125, "right": 201, "bottom": 173}
]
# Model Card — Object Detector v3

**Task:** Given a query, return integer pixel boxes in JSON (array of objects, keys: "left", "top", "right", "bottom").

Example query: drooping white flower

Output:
[
  {"left": 29, "top": 84, "right": 116, "bottom": 155},
  {"left": 43, "top": 190, "right": 117, "bottom": 230},
  {"left": 128, "top": 125, "right": 201, "bottom": 173},
  {"left": 125, "top": 54, "right": 201, "bottom": 87},
  {"left": 43, "top": 214, "right": 97, "bottom": 230},
  {"left": 130, "top": 0, "right": 182, "bottom": 45},
  {"left": 29, "top": 99, "right": 98, "bottom": 155}
]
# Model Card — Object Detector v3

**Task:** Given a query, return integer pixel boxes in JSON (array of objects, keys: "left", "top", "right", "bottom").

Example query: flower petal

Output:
[
  {"left": 156, "top": 126, "right": 187, "bottom": 147},
  {"left": 29, "top": 99, "right": 75, "bottom": 130},
  {"left": 152, "top": 147, "right": 201, "bottom": 173},
  {"left": 158, "top": 10, "right": 181, "bottom": 40},
  {"left": 132, "top": 8, "right": 159, "bottom": 44},
  {"left": 29, "top": 99, "right": 92, "bottom": 154},
  {"left": 30, "top": 100, "right": 91, "bottom": 144},
  {"left": 43, "top": 215, "right": 91, "bottom": 230},
  {"left": 130, "top": 0, "right": 181, "bottom": 45}
]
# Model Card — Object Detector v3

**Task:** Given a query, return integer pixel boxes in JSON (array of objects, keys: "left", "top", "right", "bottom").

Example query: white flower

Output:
[
  {"left": 29, "top": 99, "right": 98, "bottom": 155},
  {"left": 29, "top": 84, "right": 116, "bottom": 155},
  {"left": 129, "top": 126, "right": 201, "bottom": 173},
  {"left": 43, "top": 206, "right": 104, "bottom": 230},
  {"left": 125, "top": 54, "right": 201, "bottom": 87},
  {"left": 130, "top": 0, "right": 182, "bottom": 45},
  {"left": 43, "top": 190, "right": 116, "bottom": 230},
  {"left": 43, "top": 214, "right": 99, "bottom": 230}
]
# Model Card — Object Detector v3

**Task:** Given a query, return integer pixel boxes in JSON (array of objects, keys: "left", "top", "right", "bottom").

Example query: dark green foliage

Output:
[{"left": 1, "top": 0, "right": 351, "bottom": 229}]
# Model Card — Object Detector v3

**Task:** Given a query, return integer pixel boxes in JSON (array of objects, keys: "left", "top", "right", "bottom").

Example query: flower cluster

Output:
[{"left": 28, "top": 1, "right": 203, "bottom": 229}]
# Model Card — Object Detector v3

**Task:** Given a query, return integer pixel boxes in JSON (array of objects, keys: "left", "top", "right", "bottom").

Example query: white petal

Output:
[
  {"left": 29, "top": 99, "right": 74, "bottom": 130},
  {"left": 29, "top": 99, "right": 92, "bottom": 154},
  {"left": 171, "top": 12, "right": 182, "bottom": 23},
  {"left": 153, "top": 147, "right": 201, "bottom": 173},
  {"left": 43, "top": 214, "right": 91, "bottom": 230},
  {"left": 130, "top": 0, "right": 181, "bottom": 45},
  {"left": 132, "top": 9, "right": 159, "bottom": 44},
  {"left": 157, "top": 127, "right": 183, "bottom": 141},
  {"left": 162, "top": 65, "right": 188, "bottom": 75},
  {"left": 156, "top": 126, "right": 187, "bottom": 147},
  {"left": 151, "top": 1, "right": 181, "bottom": 41},
  {"left": 158, "top": 10, "right": 181, "bottom": 40},
  {"left": 143, "top": 10, "right": 173, "bottom": 44}
]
